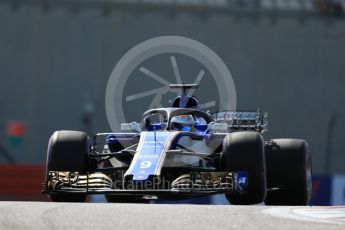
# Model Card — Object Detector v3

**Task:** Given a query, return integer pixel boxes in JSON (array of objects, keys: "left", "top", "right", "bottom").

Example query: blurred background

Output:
[{"left": 0, "top": 0, "right": 344, "bottom": 204}]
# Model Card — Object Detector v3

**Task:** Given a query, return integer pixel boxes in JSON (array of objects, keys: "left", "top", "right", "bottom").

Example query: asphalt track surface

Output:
[{"left": 0, "top": 202, "right": 344, "bottom": 230}]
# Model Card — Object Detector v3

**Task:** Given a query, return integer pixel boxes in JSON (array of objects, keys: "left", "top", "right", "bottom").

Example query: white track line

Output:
[{"left": 263, "top": 206, "right": 345, "bottom": 225}]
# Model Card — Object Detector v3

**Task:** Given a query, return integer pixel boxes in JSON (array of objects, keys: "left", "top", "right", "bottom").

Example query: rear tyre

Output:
[
  {"left": 221, "top": 131, "right": 267, "bottom": 205},
  {"left": 46, "top": 130, "right": 90, "bottom": 202},
  {"left": 265, "top": 139, "right": 312, "bottom": 206}
]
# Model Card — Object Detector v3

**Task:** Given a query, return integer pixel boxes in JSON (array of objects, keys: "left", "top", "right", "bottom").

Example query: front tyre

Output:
[
  {"left": 221, "top": 131, "right": 267, "bottom": 205},
  {"left": 46, "top": 130, "right": 90, "bottom": 202}
]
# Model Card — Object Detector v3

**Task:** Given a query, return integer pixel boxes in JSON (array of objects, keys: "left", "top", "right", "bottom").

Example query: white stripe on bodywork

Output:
[{"left": 124, "top": 131, "right": 180, "bottom": 180}]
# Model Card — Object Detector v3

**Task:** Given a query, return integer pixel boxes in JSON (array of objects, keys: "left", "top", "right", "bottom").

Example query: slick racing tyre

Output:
[
  {"left": 265, "top": 139, "right": 312, "bottom": 206},
  {"left": 46, "top": 130, "right": 90, "bottom": 202},
  {"left": 221, "top": 131, "right": 267, "bottom": 205}
]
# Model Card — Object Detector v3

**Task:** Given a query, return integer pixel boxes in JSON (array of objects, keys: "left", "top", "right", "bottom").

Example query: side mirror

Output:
[
  {"left": 121, "top": 122, "right": 141, "bottom": 133},
  {"left": 207, "top": 122, "right": 229, "bottom": 132}
]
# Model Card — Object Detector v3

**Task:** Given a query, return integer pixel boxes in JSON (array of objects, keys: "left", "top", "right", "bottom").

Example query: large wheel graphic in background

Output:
[{"left": 105, "top": 36, "right": 237, "bottom": 131}]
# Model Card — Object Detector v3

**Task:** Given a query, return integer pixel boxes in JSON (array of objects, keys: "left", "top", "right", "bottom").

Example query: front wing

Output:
[{"left": 43, "top": 170, "right": 248, "bottom": 196}]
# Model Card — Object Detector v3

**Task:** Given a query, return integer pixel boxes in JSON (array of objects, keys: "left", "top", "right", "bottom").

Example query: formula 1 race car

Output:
[{"left": 43, "top": 84, "right": 312, "bottom": 205}]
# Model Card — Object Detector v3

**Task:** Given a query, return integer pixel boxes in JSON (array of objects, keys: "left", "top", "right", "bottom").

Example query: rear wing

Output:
[
  {"left": 212, "top": 110, "right": 268, "bottom": 133},
  {"left": 169, "top": 84, "right": 198, "bottom": 90}
]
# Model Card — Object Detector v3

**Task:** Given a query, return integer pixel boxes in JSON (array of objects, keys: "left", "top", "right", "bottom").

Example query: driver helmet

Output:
[{"left": 170, "top": 115, "right": 195, "bottom": 131}]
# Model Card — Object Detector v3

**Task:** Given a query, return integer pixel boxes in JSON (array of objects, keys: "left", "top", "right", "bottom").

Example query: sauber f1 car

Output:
[{"left": 43, "top": 84, "right": 312, "bottom": 205}]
